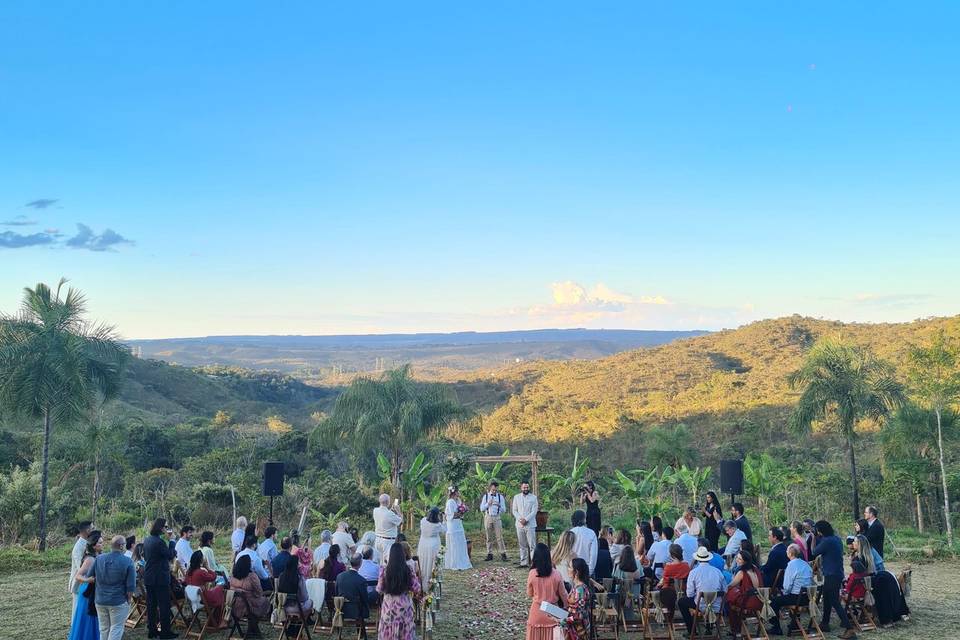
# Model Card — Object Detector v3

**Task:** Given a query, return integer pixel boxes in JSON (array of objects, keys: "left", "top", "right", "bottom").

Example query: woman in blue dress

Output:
[{"left": 68, "top": 530, "right": 103, "bottom": 640}]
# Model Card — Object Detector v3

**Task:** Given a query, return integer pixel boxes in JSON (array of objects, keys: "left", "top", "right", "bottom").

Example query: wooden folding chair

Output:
[
  {"left": 642, "top": 587, "right": 674, "bottom": 640},
  {"left": 275, "top": 590, "right": 313, "bottom": 640},
  {"left": 311, "top": 580, "right": 335, "bottom": 633},
  {"left": 845, "top": 575, "right": 878, "bottom": 633},
  {"left": 225, "top": 589, "right": 251, "bottom": 640},
  {"left": 896, "top": 568, "right": 912, "bottom": 603},
  {"left": 183, "top": 590, "right": 214, "bottom": 640},
  {"left": 689, "top": 591, "right": 722, "bottom": 640},
  {"left": 125, "top": 592, "right": 148, "bottom": 629},
  {"left": 618, "top": 578, "right": 644, "bottom": 634},
  {"left": 171, "top": 588, "right": 190, "bottom": 629},
  {"left": 594, "top": 589, "right": 621, "bottom": 640},
  {"left": 740, "top": 586, "right": 772, "bottom": 640},
  {"left": 785, "top": 586, "right": 825, "bottom": 640}
]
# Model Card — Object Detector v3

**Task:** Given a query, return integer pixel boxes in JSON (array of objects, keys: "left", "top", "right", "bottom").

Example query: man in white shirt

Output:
[
  {"left": 674, "top": 523, "right": 698, "bottom": 563},
  {"left": 257, "top": 526, "right": 278, "bottom": 567},
  {"left": 230, "top": 516, "right": 248, "bottom": 560},
  {"left": 175, "top": 525, "right": 195, "bottom": 570},
  {"left": 646, "top": 525, "right": 674, "bottom": 579},
  {"left": 331, "top": 521, "right": 356, "bottom": 556},
  {"left": 569, "top": 510, "right": 598, "bottom": 575},
  {"left": 313, "top": 530, "right": 332, "bottom": 566},
  {"left": 674, "top": 506, "right": 702, "bottom": 537},
  {"left": 511, "top": 482, "right": 538, "bottom": 568},
  {"left": 69, "top": 521, "right": 93, "bottom": 623},
  {"left": 480, "top": 481, "right": 508, "bottom": 562},
  {"left": 236, "top": 535, "right": 272, "bottom": 589},
  {"left": 373, "top": 494, "right": 403, "bottom": 565},
  {"left": 722, "top": 520, "right": 747, "bottom": 559}
]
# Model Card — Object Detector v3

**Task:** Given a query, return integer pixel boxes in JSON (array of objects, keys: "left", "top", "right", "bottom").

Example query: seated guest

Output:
[
  {"left": 236, "top": 535, "right": 272, "bottom": 591},
  {"left": 336, "top": 553, "right": 373, "bottom": 621},
  {"left": 674, "top": 522, "right": 698, "bottom": 563},
  {"left": 377, "top": 544, "right": 421, "bottom": 639},
  {"left": 857, "top": 533, "right": 884, "bottom": 573},
  {"left": 767, "top": 544, "right": 814, "bottom": 636},
  {"left": 199, "top": 531, "right": 227, "bottom": 575},
  {"left": 612, "top": 544, "right": 640, "bottom": 582},
  {"left": 594, "top": 538, "right": 613, "bottom": 581},
  {"left": 229, "top": 554, "right": 271, "bottom": 637},
  {"left": 185, "top": 550, "right": 226, "bottom": 628},
  {"left": 312, "top": 530, "right": 332, "bottom": 569},
  {"left": 678, "top": 546, "right": 727, "bottom": 634},
  {"left": 231, "top": 517, "right": 248, "bottom": 558},
  {"left": 358, "top": 548, "right": 380, "bottom": 597},
  {"left": 552, "top": 530, "right": 577, "bottom": 587},
  {"left": 722, "top": 520, "right": 747, "bottom": 559},
  {"left": 526, "top": 543, "right": 568, "bottom": 640},
  {"left": 841, "top": 539, "right": 872, "bottom": 603},
  {"left": 762, "top": 527, "right": 788, "bottom": 589},
  {"left": 332, "top": 522, "right": 357, "bottom": 557},
  {"left": 176, "top": 525, "right": 195, "bottom": 570},
  {"left": 272, "top": 536, "right": 293, "bottom": 577},
  {"left": 646, "top": 525, "right": 675, "bottom": 580},
  {"left": 258, "top": 526, "right": 279, "bottom": 566},
  {"left": 320, "top": 544, "right": 346, "bottom": 583},
  {"left": 651, "top": 516, "right": 664, "bottom": 542},
  {"left": 356, "top": 531, "right": 379, "bottom": 564},
  {"left": 658, "top": 543, "right": 692, "bottom": 620},
  {"left": 789, "top": 521, "right": 809, "bottom": 561},
  {"left": 675, "top": 506, "right": 703, "bottom": 537},
  {"left": 637, "top": 520, "right": 654, "bottom": 556},
  {"left": 731, "top": 503, "right": 752, "bottom": 541},
  {"left": 610, "top": 529, "right": 631, "bottom": 566},
  {"left": 726, "top": 550, "right": 764, "bottom": 633},
  {"left": 124, "top": 535, "right": 136, "bottom": 559},
  {"left": 277, "top": 554, "right": 313, "bottom": 619}
]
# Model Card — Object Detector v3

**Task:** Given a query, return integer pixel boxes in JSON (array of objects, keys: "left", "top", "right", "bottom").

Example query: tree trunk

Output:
[
  {"left": 92, "top": 447, "right": 101, "bottom": 524},
  {"left": 38, "top": 409, "right": 52, "bottom": 552},
  {"left": 916, "top": 491, "right": 924, "bottom": 534},
  {"left": 935, "top": 407, "right": 954, "bottom": 545},
  {"left": 847, "top": 432, "right": 860, "bottom": 521}
]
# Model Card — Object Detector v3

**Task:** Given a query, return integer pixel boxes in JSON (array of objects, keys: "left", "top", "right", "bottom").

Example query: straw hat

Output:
[{"left": 694, "top": 546, "right": 713, "bottom": 563}]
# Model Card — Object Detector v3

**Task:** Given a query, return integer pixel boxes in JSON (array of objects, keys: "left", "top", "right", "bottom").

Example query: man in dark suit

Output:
[
  {"left": 864, "top": 505, "right": 885, "bottom": 557},
  {"left": 761, "top": 527, "right": 788, "bottom": 589},
  {"left": 731, "top": 502, "right": 752, "bottom": 542},
  {"left": 335, "top": 553, "right": 372, "bottom": 623},
  {"left": 143, "top": 517, "right": 177, "bottom": 639}
]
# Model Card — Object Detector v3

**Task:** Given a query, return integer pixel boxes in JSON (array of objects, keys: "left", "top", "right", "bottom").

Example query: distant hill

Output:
[
  {"left": 471, "top": 314, "right": 960, "bottom": 444},
  {"left": 128, "top": 328, "right": 708, "bottom": 377}
]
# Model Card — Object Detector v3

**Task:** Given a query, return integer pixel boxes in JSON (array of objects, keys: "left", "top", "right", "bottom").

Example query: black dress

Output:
[
  {"left": 585, "top": 495, "right": 602, "bottom": 536},
  {"left": 703, "top": 503, "right": 722, "bottom": 552}
]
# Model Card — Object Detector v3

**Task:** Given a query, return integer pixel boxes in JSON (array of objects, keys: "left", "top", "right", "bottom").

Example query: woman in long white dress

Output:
[
  {"left": 418, "top": 507, "right": 446, "bottom": 588},
  {"left": 443, "top": 487, "right": 473, "bottom": 570}
]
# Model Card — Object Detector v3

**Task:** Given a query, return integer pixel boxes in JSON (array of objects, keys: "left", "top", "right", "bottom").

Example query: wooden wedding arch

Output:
[{"left": 468, "top": 451, "right": 542, "bottom": 495}]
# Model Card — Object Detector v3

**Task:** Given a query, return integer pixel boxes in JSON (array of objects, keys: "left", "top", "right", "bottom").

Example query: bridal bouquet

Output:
[{"left": 454, "top": 502, "right": 468, "bottom": 519}]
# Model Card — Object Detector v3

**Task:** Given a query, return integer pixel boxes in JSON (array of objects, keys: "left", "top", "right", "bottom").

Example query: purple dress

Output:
[{"left": 376, "top": 566, "right": 422, "bottom": 640}]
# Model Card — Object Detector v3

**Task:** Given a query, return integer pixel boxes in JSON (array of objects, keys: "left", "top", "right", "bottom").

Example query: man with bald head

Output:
[
  {"left": 85, "top": 535, "right": 136, "bottom": 640},
  {"left": 373, "top": 493, "right": 403, "bottom": 565}
]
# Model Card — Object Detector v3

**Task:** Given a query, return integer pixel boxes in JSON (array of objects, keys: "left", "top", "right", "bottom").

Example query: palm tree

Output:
[
  {"left": 788, "top": 338, "right": 905, "bottom": 520},
  {"left": 312, "top": 364, "right": 465, "bottom": 487},
  {"left": 907, "top": 331, "right": 960, "bottom": 545},
  {"left": 0, "top": 280, "right": 129, "bottom": 550}
]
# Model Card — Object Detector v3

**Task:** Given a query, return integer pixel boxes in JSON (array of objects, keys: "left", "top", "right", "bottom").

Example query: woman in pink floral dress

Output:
[{"left": 377, "top": 544, "right": 422, "bottom": 640}]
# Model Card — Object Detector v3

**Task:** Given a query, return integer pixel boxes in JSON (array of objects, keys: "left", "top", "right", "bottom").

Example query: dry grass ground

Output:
[{"left": 2, "top": 556, "right": 955, "bottom": 640}]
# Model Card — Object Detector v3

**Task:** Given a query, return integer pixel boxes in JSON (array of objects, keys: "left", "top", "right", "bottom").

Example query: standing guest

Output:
[
  {"left": 526, "top": 543, "right": 568, "bottom": 640},
  {"left": 86, "top": 535, "right": 137, "bottom": 640},
  {"left": 731, "top": 503, "right": 752, "bottom": 542},
  {"left": 513, "top": 481, "right": 539, "bottom": 569},
  {"left": 802, "top": 519, "right": 817, "bottom": 559},
  {"left": 811, "top": 521, "right": 855, "bottom": 638},
  {"left": 789, "top": 521, "right": 809, "bottom": 560},
  {"left": 272, "top": 536, "right": 293, "bottom": 577},
  {"left": 332, "top": 522, "right": 357, "bottom": 557},
  {"left": 552, "top": 530, "right": 577, "bottom": 586},
  {"left": 702, "top": 493, "right": 724, "bottom": 552},
  {"left": 610, "top": 529, "right": 631, "bottom": 566},
  {"left": 480, "top": 481, "right": 509, "bottom": 561},
  {"left": 336, "top": 553, "right": 372, "bottom": 622},
  {"left": 767, "top": 544, "right": 814, "bottom": 636},
  {"left": 124, "top": 535, "right": 136, "bottom": 559},
  {"left": 143, "top": 518, "right": 177, "bottom": 639},
  {"left": 199, "top": 531, "right": 227, "bottom": 575},
  {"left": 678, "top": 546, "right": 727, "bottom": 635},
  {"left": 565, "top": 558, "right": 593, "bottom": 640},
  {"left": 377, "top": 543, "right": 422, "bottom": 640},
  {"left": 569, "top": 510, "right": 599, "bottom": 575},
  {"left": 184, "top": 550, "right": 226, "bottom": 628},
  {"left": 277, "top": 554, "right": 313, "bottom": 620},
  {"left": 373, "top": 494, "right": 403, "bottom": 565},
  {"left": 646, "top": 525, "right": 674, "bottom": 580},
  {"left": 229, "top": 555, "right": 271, "bottom": 638},
  {"left": 230, "top": 516, "right": 248, "bottom": 559},
  {"left": 674, "top": 523, "right": 698, "bottom": 564},
  {"left": 581, "top": 481, "right": 602, "bottom": 537},
  {"left": 69, "top": 521, "right": 94, "bottom": 624},
  {"left": 675, "top": 506, "right": 703, "bottom": 537},
  {"left": 444, "top": 486, "right": 473, "bottom": 570},
  {"left": 594, "top": 538, "right": 613, "bottom": 581},
  {"left": 722, "top": 520, "right": 747, "bottom": 559},
  {"left": 762, "top": 527, "right": 788, "bottom": 590},
  {"left": 863, "top": 506, "right": 885, "bottom": 558},
  {"left": 725, "top": 549, "right": 764, "bottom": 632},
  {"left": 291, "top": 531, "right": 312, "bottom": 579},
  {"left": 418, "top": 506, "right": 446, "bottom": 586},
  {"left": 257, "top": 526, "right": 279, "bottom": 567},
  {"left": 312, "top": 530, "right": 333, "bottom": 568},
  {"left": 651, "top": 516, "right": 664, "bottom": 542},
  {"left": 68, "top": 530, "right": 103, "bottom": 640},
  {"left": 175, "top": 525, "right": 195, "bottom": 571},
  {"left": 236, "top": 535, "right": 272, "bottom": 590},
  {"left": 320, "top": 544, "right": 346, "bottom": 583},
  {"left": 358, "top": 548, "right": 381, "bottom": 597}
]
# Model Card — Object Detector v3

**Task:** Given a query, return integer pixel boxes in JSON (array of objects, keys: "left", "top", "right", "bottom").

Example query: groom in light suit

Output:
[{"left": 512, "top": 481, "right": 538, "bottom": 568}]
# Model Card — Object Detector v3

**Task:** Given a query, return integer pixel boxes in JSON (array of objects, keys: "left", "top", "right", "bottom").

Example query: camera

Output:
[{"left": 845, "top": 536, "right": 854, "bottom": 546}]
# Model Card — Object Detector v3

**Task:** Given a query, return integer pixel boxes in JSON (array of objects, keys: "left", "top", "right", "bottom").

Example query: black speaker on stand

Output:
[
  {"left": 719, "top": 459, "right": 743, "bottom": 505},
  {"left": 262, "top": 462, "right": 284, "bottom": 525}
]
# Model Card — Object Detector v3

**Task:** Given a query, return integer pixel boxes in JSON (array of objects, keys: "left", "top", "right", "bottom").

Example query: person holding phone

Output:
[
  {"left": 702, "top": 492, "right": 723, "bottom": 552},
  {"left": 373, "top": 493, "right": 403, "bottom": 566}
]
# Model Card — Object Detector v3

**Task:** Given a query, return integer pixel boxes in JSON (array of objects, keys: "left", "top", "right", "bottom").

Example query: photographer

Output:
[{"left": 579, "top": 481, "right": 601, "bottom": 537}]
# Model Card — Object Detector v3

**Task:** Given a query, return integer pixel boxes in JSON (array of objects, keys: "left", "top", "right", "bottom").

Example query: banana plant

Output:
[
  {"left": 308, "top": 504, "right": 348, "bottom": 534},
  {"left": 676, "top": 465, "right": 712, "bottom": 506},
  {"left": 463, "top": 448, "right": 510, "bottom": 507},
  {"left": 541, "top": 447, "right": 590, "bottom": 508},
  {"left": 743, "top": 452, "right": 784, "bottom": 530},
  {"left": 379, "top": 451, "right": 434, "bottom": 527}
]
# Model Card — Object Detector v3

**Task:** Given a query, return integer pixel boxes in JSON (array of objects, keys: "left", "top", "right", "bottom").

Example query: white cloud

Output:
[{"left": 551, "top": 281, "right": 588, "bottom": 305}]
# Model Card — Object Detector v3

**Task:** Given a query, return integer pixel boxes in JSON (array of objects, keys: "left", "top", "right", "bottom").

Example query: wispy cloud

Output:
[
  {"left": 0, "top": 230, "right": 57, "bottom": 249},
  {"left": 25, "top": 198, "right": 59, "bottom": 209},
  {"left": 66, "top": 223, "right": 134, "bottom": 252},
  {"left": 1, "top": 214, "right": 38, "bottom": 227}
]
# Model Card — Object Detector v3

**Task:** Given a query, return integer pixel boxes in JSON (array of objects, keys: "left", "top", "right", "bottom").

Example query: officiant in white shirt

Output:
[{"left": 480, "top": 481, "right": 508, "bottom": 562}]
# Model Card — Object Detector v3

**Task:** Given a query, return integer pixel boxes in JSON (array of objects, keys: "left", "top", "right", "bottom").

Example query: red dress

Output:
[
  {"left": 185, "top": 566, "right": 226, "bottom": 623},
  {"left": 725, "top": 569, "right": 763, "bottom": 631}
]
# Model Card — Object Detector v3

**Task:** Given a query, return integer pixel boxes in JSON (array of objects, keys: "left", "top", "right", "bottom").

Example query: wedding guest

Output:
[
  {"left": 418, "top": 507, "right": 445, "bottom": 585},
  {"left": 175, "top": 525, "right": 195, "bottom": 570},
  {"left": 377, "top": 543, "right": 421, "bottom": 640},
  {"left": 68, "top": 521, "right": 93, "bottom": 624},
  {"left": 658, "top": 543, "right": 691, "bottom": 589},
  {"left": 675, "top": 506, "right": 703, "bottom": 537},
  {"left": 594, "top": 538, "right": 613, "bottom": 581},
  {"left": 612, "top": 544, "right": 640, "bottom": 582},
  {"left": 762, "top": 527, "right": 788, "bottom": 589},
  {"left": 646, "top": 525, "right": 674, "bottom": 579},
  {"left": 526, "top": 543, "right": 568, "bottom": 640},
  {"left": 373, "top": 494, "right": 403, "bottom": 565},
  {"left": 789, "top": 521, "right": 809, "bottom": 560},
  {"left": 229, "top": 554, "right": 271, "bottom": 637},
  {"left": 336, "top": 553, "right": 372, "bottom": 622},
  {"left": 674, "top": 522, "right": 698, "bottom": 563},
  {"left": 185, "top": 550, "right": 226, "bottom": 628},
  {"left": 725, "top": 549, "right": 764, "bottom": 632},
  {"left": 358, "top": 548, "right": 380, "bottom": 597},
  {"left": 811, "top": 521, "right": 855, "bottom": 638},
  {"left": 124, "top": 535, "right": 136, "bottom": 559},
  {"left": 278, "top": 554, "right": 313, "bottom": 620},
  {"left": 480, "top": 481, "right": 509, "bottom": 561},
  {"left": 566, "top": 558, "right": 593, "bottom": 640},
  {"left": 678, "top": 547, "right": 727, "bottom": 635},
  {"left": 570, "top": 510, "right": 598, "bottom": 574},
  {"left": 722, "top": 520, "right": 747, "bottom": 558},
  {"left": 767, "top": 544, "right": 814, "bottom": 636},
  {"left": 702, "top": 492, "right": 724, "bottom": 552},
  {"left": 552, "top": 530, "right": 577, "bottom": 587},
  {"left": 356, "top": 531, "right": 379, "bottom": 565},
  {"left": 236, "top": 534, "right": 272, "bottom": 590},
  {"left": 143, "top": 519, "right": 177, "bottom": 639},
  {"left": 320, "top": 543, "right": 346, "bottom": 582},
  {"left": 200, "top": 530, "right": 227, "bottom": 575},
  {"left": 68, "top": 530, "right": 103, "bottom": 640},
  {"left": 312, "top": 530, "right": 332, "bottom": 568},
  {"left": 610, "top": 529, "right": 631, "bottom": 566},
  {"left": 651, "top": 516, "right": 664, "bottom": 542},
  {"left": 332, "top": 522, "right": 356, "bottom": 557},
  {"left": 291, "top": 531, "right": 312, "bottom": 579},
  {"left": 512, "top": 481, "right": 539, "bottom": 569},
  {"left": 258, "top": 526, "right": 279, "bottom": 566},
  {"left": 87, "top": 535, "right": 137, "bottom": 640},
  {"left": 231, "top": 516, "right": 248, "bottom": 558},
  {"left": 731, "top": 503, "right": 753, "bottom": 541},
  {"left": 399, "top": 541, "right": 420, "bottom": 577},
  {"left": 581, "top": 481, "right": 602, "bottom": 537},
  {"left": 272, "top": 536, "right": 293, "bottom": 577},
  {"left": 864, "top": 506, "right": 885, "bottom": 558}
]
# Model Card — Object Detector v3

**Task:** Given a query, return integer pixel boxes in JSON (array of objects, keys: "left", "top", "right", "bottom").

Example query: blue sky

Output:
[{"left": 2, "top": 2, "right": 959, "bottom": 338}]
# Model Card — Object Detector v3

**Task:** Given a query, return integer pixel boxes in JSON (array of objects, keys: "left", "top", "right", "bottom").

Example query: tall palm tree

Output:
[
  {"left": 0, "top": 280, "right": 129, "bottom": 550},
  {"left": 311, "top": 364, "right": 465, "bottom": 487},
  {"left": 788, "top": 338, "right": 905, "bottom": 520}
]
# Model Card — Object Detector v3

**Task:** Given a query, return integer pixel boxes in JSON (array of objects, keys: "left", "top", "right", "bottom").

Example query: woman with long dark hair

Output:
[
  {"left": 526, "top": 543, "right": 567, "bottom": 640},
  {"left": 199, "top": 530, "right": 227, "bottom": 575},
  {"left": 565, "top": 558, "right": 592, "bottom": 640},
  {"left": 229, "top": 554, "right": 271, "bottom": 636},
  {"left": 320, "top": 543, "right": 345, "bottom": 582},
  {"left": 418, "top": 506, "right": 446, "bottom": 587},
  {"left": 812, "top": 520, "right": 854, "bottom": 638},
  {"left": 651, "top": 515, "right": 664, "bottom": 542},
  {"left": 184, "top": 549, "right": 226, "bottom": 627},
  {"left": 377, "top": 543, "right": 421, "bottom": 640},
  {"left": 278, "top": 554, "right": 313, "bottom": 620},
  {"left": 702, "top": 492, "right": 723, "bottom": 552},
  {"left": 67, "top": 530, "right": 102, "bottom": 640},
  {"left": 581, "top": 480, "right": 602, "bottom": 537},
  {"left": 725, "top": 549, "right": 764, "bottom": 632}
]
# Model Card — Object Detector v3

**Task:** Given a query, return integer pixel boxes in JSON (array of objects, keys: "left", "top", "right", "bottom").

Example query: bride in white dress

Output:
[{"left": 443, "top": 487, "right": 473, "bottom": 570}]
